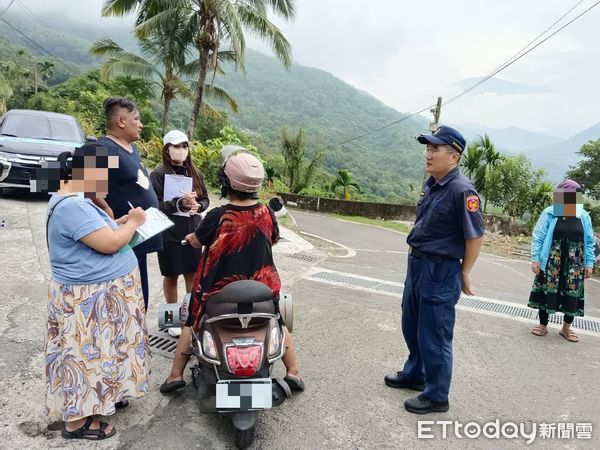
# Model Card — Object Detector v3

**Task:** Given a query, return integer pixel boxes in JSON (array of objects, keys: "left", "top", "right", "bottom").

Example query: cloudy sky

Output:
[{"left": 17, "top": 0, "right": 600, "bottom": 137}]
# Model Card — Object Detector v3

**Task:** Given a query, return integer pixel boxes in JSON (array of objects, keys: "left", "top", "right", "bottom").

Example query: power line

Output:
[
  {"left": 0, "top": 17, "right": 56, "bottom": 57},
  {"left": 12, "top": 0, "right": 75, "bottom": 61},
  {"left": 14, "top": 0, "right": 51, "bottom": 30},
  {"left": 483, "top": 0, "right": 585, "bottom": 78},
  {"left": 327, "top": 0, "right": 599, "bottom": 151},
  {"left": 0, "top": 0, "right": 15, "bottom": 18},
  {"left": 443, "top": 0, "right": 600, "bottom": 107},
  {"left": 0, "top": 15, "right": 71, "bottom": 70}
]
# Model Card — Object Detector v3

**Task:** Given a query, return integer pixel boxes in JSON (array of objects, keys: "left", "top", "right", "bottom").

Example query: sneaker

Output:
[{"left": 168, "top": 327, "right": 182, "bottom": 338}]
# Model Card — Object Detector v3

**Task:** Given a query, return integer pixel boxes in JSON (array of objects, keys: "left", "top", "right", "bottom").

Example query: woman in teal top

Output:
[
  {"left": 45, "top": 144, "right": 150, "bottom": 441},
  {"left": 528, "top": 179, "right": 595, "bottom": 342}
]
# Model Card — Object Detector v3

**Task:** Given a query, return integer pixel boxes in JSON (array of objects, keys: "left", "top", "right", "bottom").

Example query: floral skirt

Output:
[
  {"left": 528, "top": 238, "right": 585, "bottom": 317},
  {"left": 45, "top": 268, "right": 150, "bottom": 421}
]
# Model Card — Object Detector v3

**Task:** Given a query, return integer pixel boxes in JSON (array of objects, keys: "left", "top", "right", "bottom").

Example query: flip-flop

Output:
[
  {"left": 559, "top": 330, "right": 579, "bottom": 343},
  {"left": 159, "top": 379, "right": 186, "bottom": 393},
  {"left": 284, "top": 376, "right": 305, "bottom": 392},
  {"left": 531, "top": 326, "right": 548, "bottom": 337}
]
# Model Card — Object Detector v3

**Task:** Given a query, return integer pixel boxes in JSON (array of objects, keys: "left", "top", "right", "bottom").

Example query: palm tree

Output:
[
  {"left": 463, "top": 134, "right": 501, "bottom": 212},
  {"left": 37, "top": 61, "right": 54, "bottom": 84},
  {"left": 102, "top": 0, "right": 295, "bottom": 138},
  {"left": 331, "top": 169, "right": 361, "bottom": 200},
  {"left": 461, "top": 144, "right": 485, "bottom": 184},
  {"left": 91, "top": 37, "right": 238, "bottom": 134}
]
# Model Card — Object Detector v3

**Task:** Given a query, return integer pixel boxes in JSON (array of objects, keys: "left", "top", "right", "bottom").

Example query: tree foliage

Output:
[
  {"left": 26, "top": 70, "right": 160, "bottom": 138},
  {"left": 567, "top": 139, "right": 600, "bottom": 200},
  {"left": 486, "top": 154, "right": 553, "bottom": 227},
  {"left": 0, "top": 46, "right": 60, "bottom": 111},
  {"left": 280, "top": 128, "right": 323, "bottom": 194}
]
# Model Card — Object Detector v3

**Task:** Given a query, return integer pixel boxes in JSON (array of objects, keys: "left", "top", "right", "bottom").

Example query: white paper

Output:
[
  {"left": 119, "top": 207, "right": 174, "bottom": 253},
  {"left": 136, "top": 207, "right": 174, "bottom": 239},
  {"left": 164, "top": 174, "right": 193, "bottom": 201},
  {"left": 164, "top": 174, "right": 194, "bottom": 217}
]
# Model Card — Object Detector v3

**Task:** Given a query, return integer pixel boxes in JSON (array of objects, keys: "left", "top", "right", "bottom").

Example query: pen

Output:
[{"left": 127, "top": 201, "right": 134, "bottom": 210}]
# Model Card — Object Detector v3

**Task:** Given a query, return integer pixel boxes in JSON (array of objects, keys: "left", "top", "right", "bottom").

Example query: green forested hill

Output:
[{"left": 213, "top": 50, "right": 428, "bottom": 201}]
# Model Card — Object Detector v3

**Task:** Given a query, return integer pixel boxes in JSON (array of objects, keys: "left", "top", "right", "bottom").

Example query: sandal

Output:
[
  {"left": 115, "top": 400, "right": 129, "bottom": 409},
  {"left": 531, "top": 325, "right": 548, "bottom": 337},
  {"left": 61, "top": 416, "right": 116, "bottom": 440},
  {"left": 284, "top": 376, "right": 305, "bottom": 392},
  {"left": 159, "top": 379, "right": 186, "bottom": 393},
  {"left": 559, "top": 329, "right": 579, "bottom": 343}
]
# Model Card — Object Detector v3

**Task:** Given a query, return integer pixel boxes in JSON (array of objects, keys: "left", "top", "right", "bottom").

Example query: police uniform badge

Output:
[{"left": 466, "top": 195, "right": 479, "bottom": 213}]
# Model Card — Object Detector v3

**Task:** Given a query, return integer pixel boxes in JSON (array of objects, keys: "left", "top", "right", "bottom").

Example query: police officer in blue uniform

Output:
[{"left": 384, "top": 125, "right": 484, "bottom": 414}]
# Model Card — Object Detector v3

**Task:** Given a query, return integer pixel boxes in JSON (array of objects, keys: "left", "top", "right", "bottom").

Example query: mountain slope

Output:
[
  {"left": 455, "top": 122, "right": 562, "bottom": 151},
  {"left": 525, "top": 122, "right": 600, "bottom": 181},
  {"left": 214, "top": 50, "right": 428, "bottom": 200}
]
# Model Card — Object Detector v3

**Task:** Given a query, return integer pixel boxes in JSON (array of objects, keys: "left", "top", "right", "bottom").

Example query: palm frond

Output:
[
  {"left": 235, "top": 5, "right": 292, "bottom": 67},
  {"left": 262, "top": 0, "right": 295, "bottom": 19},
  {"left": 135, "top": 6, "right": 191, "bottom": 38},
  {"left": 200, "top": 102, "right": 227, "bottom": 120},
  {"left": 101, "top": 0, "right": 139, "bottom": 17},
  {"left": 91, "top": 39, "right": 162, "bottom": 80},
  {"left": 204, "top": 85, "right": 238, "bottom": 112}
]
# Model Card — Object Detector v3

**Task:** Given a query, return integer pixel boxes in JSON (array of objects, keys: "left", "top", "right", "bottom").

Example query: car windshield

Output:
[{"left": 1, "top": 114, "right": 82, "bottom": 142}]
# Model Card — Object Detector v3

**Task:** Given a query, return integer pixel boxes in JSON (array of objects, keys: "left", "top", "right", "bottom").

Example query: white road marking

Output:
[
  {"left": 302, "top": 267, "right": 600, "bottom": 332},
  {"left": 299, "top": 231, "right": 357, "bottom": 258},
  {"left": 303, "top": 266, "right": 403, "bottom": 297}
]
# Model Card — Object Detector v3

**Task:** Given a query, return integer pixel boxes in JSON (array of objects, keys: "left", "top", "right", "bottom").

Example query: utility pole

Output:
[
  {"left": 429, "top": 97, "right": 442, "bottom": 133},
  {"left": 420, "top": 97, "right": 442, "bottom": 195}
]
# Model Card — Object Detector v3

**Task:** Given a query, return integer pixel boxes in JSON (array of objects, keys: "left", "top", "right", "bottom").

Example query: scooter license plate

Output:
[{"left": 216, "top": 379, "right": 272, "bottom": 411}]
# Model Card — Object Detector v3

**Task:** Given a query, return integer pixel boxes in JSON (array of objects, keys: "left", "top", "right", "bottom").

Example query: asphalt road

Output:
[
  {"left": 1, "top": 193, "right": 599, "bottom": 449},
  {"left": 289, "top": 210, "right": 600, "bottom": 318}
]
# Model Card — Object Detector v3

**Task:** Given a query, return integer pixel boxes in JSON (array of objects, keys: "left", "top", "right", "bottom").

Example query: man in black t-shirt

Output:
[{"left": 93, "top": 98, "right": 162, "bottom": 310}]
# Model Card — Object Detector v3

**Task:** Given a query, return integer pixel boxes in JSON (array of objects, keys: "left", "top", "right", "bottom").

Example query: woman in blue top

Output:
[
  {"left": 528, "top": 179, "right": 595, "bottom": 342},
  {"left": 45, "top": 143, "right": 150, "bottom": 440}
]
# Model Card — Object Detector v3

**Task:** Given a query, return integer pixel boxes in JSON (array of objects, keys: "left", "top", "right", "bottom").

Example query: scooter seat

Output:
[
  {"left": 205, "top": 299, "right": 276, "bottom": 317},
  {"left": 209, "top": 280, "right": 274, "bottom": 304},
  {"left": 206, "top": 280, "right": 276, "bottom": 317}
]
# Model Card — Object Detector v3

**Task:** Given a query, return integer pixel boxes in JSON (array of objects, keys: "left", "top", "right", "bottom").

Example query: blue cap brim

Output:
[{"left": 417, "top": 135, "right": 447, "bottom": 145}]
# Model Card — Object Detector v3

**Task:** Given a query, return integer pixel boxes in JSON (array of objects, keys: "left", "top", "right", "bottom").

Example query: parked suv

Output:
[{"left": 0, "top": 109, "right": 91, "bottom": 192}]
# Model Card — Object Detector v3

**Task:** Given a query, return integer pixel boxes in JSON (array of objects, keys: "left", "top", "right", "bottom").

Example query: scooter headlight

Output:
[
  {"left": 202, "top": 331, "right": 218, "bottom": 359},
  {"left": 268, "top": 326, "right": 280, "bottom": 356}
]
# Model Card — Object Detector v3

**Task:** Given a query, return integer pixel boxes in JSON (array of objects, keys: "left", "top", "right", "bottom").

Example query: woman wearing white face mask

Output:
[{"left": 150, "top": 130, "right": 209, "bottom": 337}]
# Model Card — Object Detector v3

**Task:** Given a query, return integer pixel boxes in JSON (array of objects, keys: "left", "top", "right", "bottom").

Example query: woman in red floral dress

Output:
[{"left": 159, "top": 150, "right": 304, "bottom": 393}]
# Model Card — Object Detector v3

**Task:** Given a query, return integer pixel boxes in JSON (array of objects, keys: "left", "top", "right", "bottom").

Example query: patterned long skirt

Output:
[
  {"left": 45, "top": 268, "right": 150, "bottom": 421},
  {"left": 528, "top": 239, "right": 585, "bottom": 317}
]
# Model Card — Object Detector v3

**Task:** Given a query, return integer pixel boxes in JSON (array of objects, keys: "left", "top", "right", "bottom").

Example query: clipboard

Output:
[
  {"left": 118, "top": 207, "right": 174, "bottom": 253},
  {"left": 164, "top": 174, "right": 193, "bottom": 217}
]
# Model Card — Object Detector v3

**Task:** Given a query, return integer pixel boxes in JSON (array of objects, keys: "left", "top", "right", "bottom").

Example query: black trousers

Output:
[
  {"left": 135, "top": 253, "right": 149, "bottom": 311},
  {"left": 539, "top": 309, "right": 574, "bottom": 326}
]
